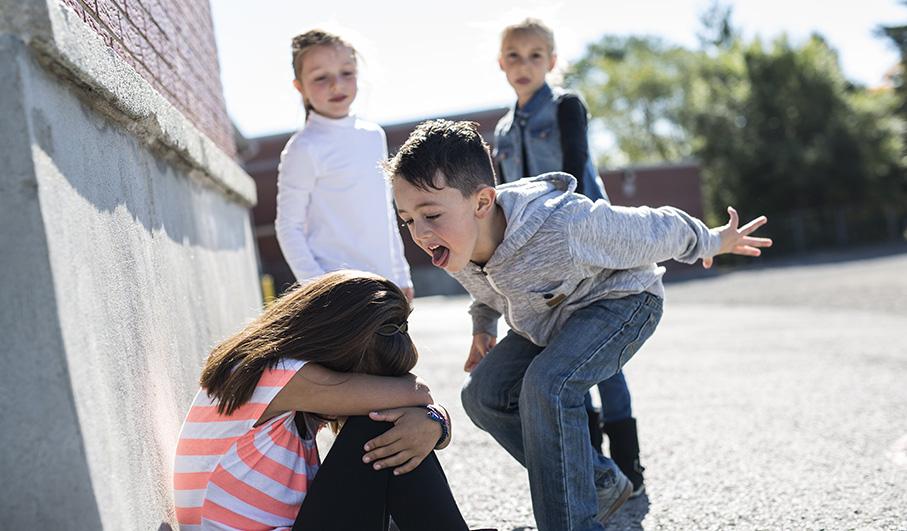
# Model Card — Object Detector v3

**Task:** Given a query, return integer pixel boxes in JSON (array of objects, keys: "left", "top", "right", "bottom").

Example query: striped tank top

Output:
[{"left": 173, "top": 358, "right": 320, "bottom": 530}]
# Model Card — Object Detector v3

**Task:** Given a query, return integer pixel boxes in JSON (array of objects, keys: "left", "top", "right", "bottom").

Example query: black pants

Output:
[{"left": 293, "top": 416, "right": 469, "bottom": 531}]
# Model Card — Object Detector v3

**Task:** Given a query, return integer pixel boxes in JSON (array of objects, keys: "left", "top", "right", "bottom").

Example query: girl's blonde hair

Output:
[
  {"left": 500, "top": 18, "right": 556, "bottom": 54},
  {"left": 200, "top": 270, "right": 416, "bottom": 415},
  {"left": 290, "top": 29, "right": 358, "bottom": 116}
]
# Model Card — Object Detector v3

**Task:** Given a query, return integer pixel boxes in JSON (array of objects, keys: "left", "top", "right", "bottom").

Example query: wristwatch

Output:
[{"left": 424, "top": 404, "right": 450, "bottom": 449}]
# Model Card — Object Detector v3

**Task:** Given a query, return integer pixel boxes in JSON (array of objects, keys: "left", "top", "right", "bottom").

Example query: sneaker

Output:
[{"left": 595, "top": 470, "right": 633, "bottom": 524}]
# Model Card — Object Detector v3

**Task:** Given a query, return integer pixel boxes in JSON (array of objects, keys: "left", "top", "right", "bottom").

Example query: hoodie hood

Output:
[{"left": 490, "top": 172, "right": 578, "bottom": 265}]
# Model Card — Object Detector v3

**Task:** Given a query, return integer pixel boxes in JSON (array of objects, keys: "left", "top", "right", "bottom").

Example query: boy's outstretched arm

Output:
[{"left": 702, "top": 207, "right": 773, "bottom": 269}]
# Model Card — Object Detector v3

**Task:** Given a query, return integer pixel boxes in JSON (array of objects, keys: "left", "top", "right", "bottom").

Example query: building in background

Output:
[
  {"left": 0, "top": 1, "right": 259, "bottom": 528},
  {"left": 243, "top": 110, "right": 705, "bottom": 296}
]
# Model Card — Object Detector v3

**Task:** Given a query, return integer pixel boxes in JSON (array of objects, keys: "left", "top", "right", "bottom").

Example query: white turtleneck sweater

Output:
[{"left": 275, "top": 112, "right": 412, "bottom": 289}]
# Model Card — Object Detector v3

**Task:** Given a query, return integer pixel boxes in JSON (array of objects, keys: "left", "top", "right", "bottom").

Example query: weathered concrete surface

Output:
[
  {"left": 0, "top": 2, "right": 261, "bottom": 528},
  {"left": 406, "top": 248, "right": 907, "bottom": 530}
]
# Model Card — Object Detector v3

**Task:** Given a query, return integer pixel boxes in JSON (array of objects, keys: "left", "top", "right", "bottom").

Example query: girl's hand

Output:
[
  {"left": 362, "top": 407, "right": 443, "bottom": 475},
  {"left": 703, "top": 206, "right": 773, "bottom": 269},
  {"left": 465, "top": 333, "right": 496, "bottom": 372},
  {"left": 402, "top": 287, "right": 415, "bottom": 302}
]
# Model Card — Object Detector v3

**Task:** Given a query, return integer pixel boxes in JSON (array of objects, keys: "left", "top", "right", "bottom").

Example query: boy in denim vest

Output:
[
  {"left": 386, "top": 120, "right": 771, "bottom": 530},
  {"left": 493, "top": 18, "right": 644, "bottom": 495}
]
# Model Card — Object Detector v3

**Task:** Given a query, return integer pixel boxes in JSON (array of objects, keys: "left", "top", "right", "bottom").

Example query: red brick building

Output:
[
  {"left": 60, "top": 0, "right": 236, "bottom": 156},
  {"left": 242, "top": 108, "right": 704, "bottom": 294}
]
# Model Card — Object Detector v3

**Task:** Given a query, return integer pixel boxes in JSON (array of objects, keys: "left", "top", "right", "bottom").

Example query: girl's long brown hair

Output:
[{"left": 200, "top": 270, "right": 417, "bottom": 415}]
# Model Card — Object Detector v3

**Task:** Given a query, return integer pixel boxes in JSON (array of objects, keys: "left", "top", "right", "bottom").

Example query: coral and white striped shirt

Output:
[{"left": 173, "top": 358, "right": 320, "bottom": 530}]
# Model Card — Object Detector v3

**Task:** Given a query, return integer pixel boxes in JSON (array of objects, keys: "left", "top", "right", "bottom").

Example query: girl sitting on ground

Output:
[{"left": 173, "top": 270, "right": 482, "bottom": 531}]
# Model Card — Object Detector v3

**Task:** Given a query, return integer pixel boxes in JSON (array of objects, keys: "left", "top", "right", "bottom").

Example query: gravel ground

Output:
[{"left": 343, "top": 247, "right": 907, "bottom": 530}]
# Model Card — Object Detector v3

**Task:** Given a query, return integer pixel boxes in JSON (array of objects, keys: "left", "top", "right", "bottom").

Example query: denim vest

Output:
[{"left": 493, "top": 83, "right": 608, "bottom": 201}]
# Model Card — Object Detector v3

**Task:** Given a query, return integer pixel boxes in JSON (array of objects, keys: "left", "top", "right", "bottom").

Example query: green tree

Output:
[
  {"left": 878, "top": 4, "right": 907, "bottom": 121},
  {"left": 692, "top": 34, "right": 905, "bottom": 230},
  {"left": 566, "top": 36, "right": 699, "bottom": 166},
  {"left": 568, "top": 4, "right": 906, "bottom": 245}
]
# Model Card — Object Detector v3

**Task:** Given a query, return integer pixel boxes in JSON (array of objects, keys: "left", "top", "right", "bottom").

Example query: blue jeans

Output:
[
  {"left": 461, "top": 293, "right": 663, "bottom": 531},
  {"left": 594, "top": 371, "right": 633, "bottom": 423}
]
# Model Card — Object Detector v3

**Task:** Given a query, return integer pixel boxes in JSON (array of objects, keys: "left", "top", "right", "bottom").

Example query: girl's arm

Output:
[
  {"left": 557, "top": 94, "right": 591, "bottom": 196},
  {"left": 275, "top": 140, "right": 326, "bottom": 281},
  {"left": 264, "top": 363, "right": 433, "bottom": 420},
  {"left": 379, "top": 127, "right": 413, "bottom": 293},
  {"left": 386, "top": 186, "right": 413, "bottom": 291}
]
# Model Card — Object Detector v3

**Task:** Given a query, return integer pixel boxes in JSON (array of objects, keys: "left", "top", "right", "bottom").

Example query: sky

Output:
[{"left": 211, "top": 0, "right": 905, "bottom": 139}]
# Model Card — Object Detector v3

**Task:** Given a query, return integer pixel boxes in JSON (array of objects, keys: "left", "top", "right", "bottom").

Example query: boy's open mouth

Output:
[{"left": 428, "top": 244, "right": 450, "bottom": 268}]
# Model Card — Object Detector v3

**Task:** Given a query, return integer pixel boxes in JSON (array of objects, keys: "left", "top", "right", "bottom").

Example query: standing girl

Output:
[
  {"left": 492, "top": 18, "right": 645, "bottom": 498},
  {"left": 275, "top": 30, "right": 413, "bottom": 300},
  {"left": 173, "top": 270, "right": 477, "bottom": 530}
]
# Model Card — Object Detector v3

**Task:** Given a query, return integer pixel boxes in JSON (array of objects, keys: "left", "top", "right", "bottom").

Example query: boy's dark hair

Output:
[{"left": 384, "top": 120, "right": 497, "bottom": 196}]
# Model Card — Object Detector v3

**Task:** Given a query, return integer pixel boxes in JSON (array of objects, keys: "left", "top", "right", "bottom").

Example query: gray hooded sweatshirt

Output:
[{"left": 450, "top": 172, "right": 722, "bottom": 346}]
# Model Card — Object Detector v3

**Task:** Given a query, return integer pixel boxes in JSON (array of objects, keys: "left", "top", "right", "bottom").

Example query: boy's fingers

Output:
[
  {"left": 727, "top": 206, "right": 739, "bottom": 228},
  {"left": 393, "top": 456, "right": 422, "bottom": 475},
  {"left": 733, "top": 246, "right": 762, "bottom": 256},
  {"left": 464, "top": 350, "right": 481, "bottom": 372},
  {"left": 744, "top": 236, "right": 773, "bottom": 247},
  {"left": 739, "top": 216, "right": 767, "bottom": 235}
]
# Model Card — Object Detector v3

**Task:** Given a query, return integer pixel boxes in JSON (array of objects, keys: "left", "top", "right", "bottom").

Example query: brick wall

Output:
[{"left": 58, "top": 0, "right": 236, "bottom": 157}]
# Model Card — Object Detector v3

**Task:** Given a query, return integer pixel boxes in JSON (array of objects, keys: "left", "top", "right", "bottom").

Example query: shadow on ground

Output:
[{"left": 605, "top": 493, "right": 650, "bottom": 529}]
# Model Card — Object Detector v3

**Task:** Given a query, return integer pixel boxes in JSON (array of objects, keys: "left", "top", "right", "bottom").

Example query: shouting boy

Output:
[{"left": 386, "top": 120, "right": 771, "bottom": 531}]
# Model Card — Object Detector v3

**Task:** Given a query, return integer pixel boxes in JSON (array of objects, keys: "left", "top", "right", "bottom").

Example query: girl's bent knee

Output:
[{"left": 339, "top": 416, "right": 393, "bottom": 442}]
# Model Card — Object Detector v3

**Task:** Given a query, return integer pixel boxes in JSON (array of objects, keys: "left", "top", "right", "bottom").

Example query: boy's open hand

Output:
[
  {"left": 465, "top": 333, "right": 496, "bottom": 372},
  {"left": 703, "top": 206, "right": 773, "bottom": 269},
  {"left": 362, "top": 407, "right": 441, "bottom": 475}
]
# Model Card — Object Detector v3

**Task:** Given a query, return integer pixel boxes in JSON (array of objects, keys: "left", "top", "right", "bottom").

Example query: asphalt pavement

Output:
[{"left": 402, "top": 246, "right": 907, "bottom": 530}]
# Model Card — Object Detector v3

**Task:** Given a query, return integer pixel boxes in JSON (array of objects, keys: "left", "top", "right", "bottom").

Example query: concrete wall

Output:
[{"left": 0, "top": 1, "right": 260, "bottom": 529}]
